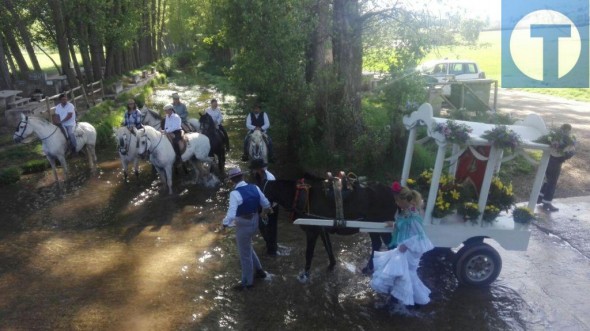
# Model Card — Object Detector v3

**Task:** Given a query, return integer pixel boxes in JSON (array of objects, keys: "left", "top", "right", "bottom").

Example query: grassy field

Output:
[
  {"left": 25, "top": 51, "right": 84, "bottom": 75},
  {"left": 423, "top": 30, "right": 590, "bottom": 102}
]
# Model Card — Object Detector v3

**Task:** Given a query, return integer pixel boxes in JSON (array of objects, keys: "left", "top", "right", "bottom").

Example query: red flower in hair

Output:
[{"left": 391, "top": 181, "right": 402, "bottom": 194}]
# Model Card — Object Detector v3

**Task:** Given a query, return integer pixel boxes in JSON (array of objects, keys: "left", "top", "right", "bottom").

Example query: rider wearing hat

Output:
[
  {"left": 250, "top": 158, "right": 279, "bottom": 256},
  {"left": 241, "top": 103, "right": 273, "bottom": 162},
  {"left": 171, "top": 93, "right": 189, "bottom": 124},
  {"left": 223, "top": 167, "right": 272, "bottom": 290},
  {"left": 162, "top": 104, "right": 182, "bottom": 162}
]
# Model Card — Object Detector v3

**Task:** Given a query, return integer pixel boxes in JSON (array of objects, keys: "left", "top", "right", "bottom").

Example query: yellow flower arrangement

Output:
[
  {"left": 458, "top": 202, "right": 481, "bottom": 223},
  {"left": 483, "top": 205, "right": 501, "bottom": 222}
]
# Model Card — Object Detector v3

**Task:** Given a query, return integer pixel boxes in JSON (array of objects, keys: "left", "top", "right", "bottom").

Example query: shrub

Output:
[
  {"left": 0, "top": 166, "right": 21, "bottom": 186},
  {"left": 21, "top": 159, "right": 50, "bottom": 174}
]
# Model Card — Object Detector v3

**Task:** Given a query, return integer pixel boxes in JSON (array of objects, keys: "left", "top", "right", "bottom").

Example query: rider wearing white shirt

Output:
[
  {"left": 162, "top": 104, "right": 182, "bottom": 161},
  {"left": 242, "top": 104, "right": 273, "bottom": 162},
  {"left": 206, "top": 99, "right": 230, "bottom": 151},
  {"left": 55, "top": 94, "right": 77, "bottom": 152}
]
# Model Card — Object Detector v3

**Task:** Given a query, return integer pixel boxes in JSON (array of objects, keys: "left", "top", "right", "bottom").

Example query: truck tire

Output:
[{"left": 454, "top": 242, "right": 502, "bottom": 286}]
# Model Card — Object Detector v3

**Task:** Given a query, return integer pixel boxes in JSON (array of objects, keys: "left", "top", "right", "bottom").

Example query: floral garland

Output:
[
  {"left": 431, "top": 120, "right": 473, "bottom": 146},
  {"left": 535, "top": 128, "right": 577, "bottom": 156},
  {"left": 481, "top": 125, "right": 522, "bottom": 150}
]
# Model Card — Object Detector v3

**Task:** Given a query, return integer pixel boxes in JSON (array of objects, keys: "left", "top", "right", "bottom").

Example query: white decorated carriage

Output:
[{"left": 296, "top": 103, "right": 551, "bottom": 286}]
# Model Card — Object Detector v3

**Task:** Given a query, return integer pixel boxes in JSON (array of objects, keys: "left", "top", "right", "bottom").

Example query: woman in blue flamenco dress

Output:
[{"left": 370, "top": 182, "right": 434, "bottom": 306}]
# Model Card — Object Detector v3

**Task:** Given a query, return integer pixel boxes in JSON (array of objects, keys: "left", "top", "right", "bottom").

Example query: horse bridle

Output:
[
  {"left": 140, "top": 131, "right": 163, "bottom": 157},
  {"left": 14, "top": 116, "right": 58, "bottom": 141}
]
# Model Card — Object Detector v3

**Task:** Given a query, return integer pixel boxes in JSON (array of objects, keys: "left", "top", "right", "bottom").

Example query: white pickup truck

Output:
[{"left": 419, "top": 59, "right": 486, "bottom": 95}]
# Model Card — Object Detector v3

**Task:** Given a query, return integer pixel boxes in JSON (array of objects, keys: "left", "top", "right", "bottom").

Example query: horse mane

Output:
[{"left": 147, "top": 108, "right": 162, "bottom": 120}]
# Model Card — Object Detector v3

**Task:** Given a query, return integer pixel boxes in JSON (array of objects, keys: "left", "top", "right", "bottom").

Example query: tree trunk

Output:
[
  {"left": 0, "top": 33, "right": 14, "bottom": 89},
  {"left": 88, "top": 23, "right": 104, "bottom": 80},
  {"left": 4, "top": 0, "right": 41, "bottom": 72},
  {"left": 3, "top": 37, "right": 19, "bottom": 78},
  {"left": 332, "top": 0, "right": 364, "bottom": 133},
  {"left": 48, "top": 0, "right": 77, "bottom": 87},
  {"left": 3, "top": 28, "right": 29, "bottom": 76}
]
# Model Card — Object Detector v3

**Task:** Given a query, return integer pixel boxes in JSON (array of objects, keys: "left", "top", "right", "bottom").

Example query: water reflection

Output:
[{"left": 0, "top": 80, "right": 562, "bottom": 331}]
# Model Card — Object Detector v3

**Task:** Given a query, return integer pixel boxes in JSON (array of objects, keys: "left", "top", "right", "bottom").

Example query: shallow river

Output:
[{"left": 0, "top": 82, "right": 586, "bottom": 330}]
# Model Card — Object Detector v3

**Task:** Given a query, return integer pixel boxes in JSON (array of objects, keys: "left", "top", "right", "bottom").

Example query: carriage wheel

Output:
[{"left": 453, "top": 242, "right": 502, "bottom": 287}]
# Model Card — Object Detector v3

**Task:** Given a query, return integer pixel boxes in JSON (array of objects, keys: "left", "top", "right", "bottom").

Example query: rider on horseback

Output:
[
  {"left": 55, "top": 94, "right": 77, "bottom": 154},
  {"left": 122, "top": 99, "right": 144, "bottom": 130},
  {"left": 205, "top": 99, "right": 230, "bottom": 151},
  {"left": 241, "top": 103, "right": 273, "bottom": 162},
  {"left": 162, "top": 104, "right": 183, "bottom": 162},
  {"left": 171, "top": 93, "right": 192, "bottom": 131}
]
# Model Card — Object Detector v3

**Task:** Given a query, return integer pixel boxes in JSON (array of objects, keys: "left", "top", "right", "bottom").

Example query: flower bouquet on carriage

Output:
[
  {"left": 481, "top": 125, "right": 522, "bottom": 151},
  {"left": 535, "top": 124, "right": 577, "bottom": 158},
  {"left": 513, "top": 206, "right": 535, "bottom": 224},
  {"left": 407, "top": 170, "right": 462, "bottom": 219},
  {"left": 431, "top": 120, "right": 473, "bottom": 146}
]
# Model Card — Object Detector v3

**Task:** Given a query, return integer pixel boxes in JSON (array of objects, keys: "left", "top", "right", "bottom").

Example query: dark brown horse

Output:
[
  {"left": 199, "top": 113, "right": 226, "bottom": 173},
  {"left": 262, "top": 175, "right": 397, "bottom": 281}
]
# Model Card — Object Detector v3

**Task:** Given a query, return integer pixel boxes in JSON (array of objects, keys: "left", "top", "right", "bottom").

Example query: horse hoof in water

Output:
[{"left": 297, "top": 271, "right": 310, "bottom": 284}]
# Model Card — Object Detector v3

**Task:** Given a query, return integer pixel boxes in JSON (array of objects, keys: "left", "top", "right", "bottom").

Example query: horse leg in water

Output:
[
  {"left": 57, "top": 154, "right": 69, "bottom": 181},
  {"left": 319, "top": 228, "right": 336, "bottom": 270},
  {"left": 85, "top": 145, "right": 97, "bottom": 174},
  {"left": 133, "top": 157, "right": 139, "bottom": 179},
  {"left": 47, "top": 155, "right": 60, "bottom": 182},
  {"left": 164, "top": 164, "right": 174, "bottom": 194},
  {"left": 299, "top": 226, "right": 321, "bottom": 282}
]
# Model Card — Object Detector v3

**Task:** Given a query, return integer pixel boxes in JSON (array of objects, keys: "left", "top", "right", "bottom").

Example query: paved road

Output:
[{"left": 497, "top": 88, "right": 590, "bottom": 198}]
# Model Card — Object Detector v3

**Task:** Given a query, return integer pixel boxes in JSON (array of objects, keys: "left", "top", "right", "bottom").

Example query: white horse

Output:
[
  {"left": 115, "top": 126, "right": 141, "bottom": 181},
  {"left": 135, "top": 126, "right": 212, "bottom": 194},
  {"left": 140, "top": 107, "right": 200, "bottom": 132},
  {"left": 249, "top": 130, "right": 268, "bottom": 164},
  {"left": 13, "top": 114, "right": 97, "bottom": 182}
]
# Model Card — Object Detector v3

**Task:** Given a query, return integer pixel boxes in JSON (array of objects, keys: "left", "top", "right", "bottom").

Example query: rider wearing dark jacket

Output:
[{"left": 241, "top": 104, "right": 273, "bottom": 162}]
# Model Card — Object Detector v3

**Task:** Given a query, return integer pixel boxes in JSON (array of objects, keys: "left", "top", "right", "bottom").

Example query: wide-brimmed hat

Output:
[
  {"left": 171, "top": 92, "right": 180, "bottom": 99},
  {"left": 163, "top": 104, "right": 174, "bottom": 112},
  {"left": 249, "top": 158, "right": 267, "bottom": 170},
  {"left": 228, "top": 167, "right": 243, "bottom": 179}
]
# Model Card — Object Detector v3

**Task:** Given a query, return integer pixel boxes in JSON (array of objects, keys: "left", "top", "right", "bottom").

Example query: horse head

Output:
[
  {"left": 116, "top": 126, "right": 133, "bottom": 155},
  {"left": 135, "top": 127, "right": 150, "bottom": 159},
  {"left": 140, "top": 107, "right": 163, "bottom": 128},
  {"left": 13, "top": 114, "right": 32, "bottom": 143},
  {"left": 198, "top": 113, "right": 214, "bottom": 134},
  {"left": 249, "top": 130, "right": 267, "bottom": 161}
]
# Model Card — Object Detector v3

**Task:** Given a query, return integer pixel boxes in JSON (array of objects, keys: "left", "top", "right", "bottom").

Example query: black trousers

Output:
[
  {"left": 366, "top": 232, "right": 392, "bottom": 270},
  {"left": 540, "top": 156, "right": 565, "bottom": 203},
  {"left": 171, "top": 130, "right": 182, "bottom": 157},
  {"left": 259, "top": 205, "right": 279, "bottom": 254}
]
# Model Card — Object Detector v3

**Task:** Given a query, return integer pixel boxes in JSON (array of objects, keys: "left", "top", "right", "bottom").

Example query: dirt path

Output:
[{"left": 496, "top": 88, "right": 590, "bottom": 200}]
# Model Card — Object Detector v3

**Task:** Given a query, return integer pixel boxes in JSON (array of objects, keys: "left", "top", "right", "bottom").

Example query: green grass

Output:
[
  {"left": 25, "top": 51, "right": 84, "bottom": 75},
  {"left": 422, "top": 30, "right": 590, "bottom": 102}
]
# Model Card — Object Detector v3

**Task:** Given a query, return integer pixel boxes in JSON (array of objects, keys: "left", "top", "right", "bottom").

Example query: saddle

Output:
[
  {"left": 52, "top": 114, "right": 79, "bottom": 142},
  {"left": 165, "top": 132, "right": 189, "bottom": 155},
  {"left": 181, "top": 122, "right": 196, "bottom": 133}
]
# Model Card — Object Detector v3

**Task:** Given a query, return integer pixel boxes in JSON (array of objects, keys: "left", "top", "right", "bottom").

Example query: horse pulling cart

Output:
[{"left": 295, "top": 103, "right": 551, "bottom": 286}]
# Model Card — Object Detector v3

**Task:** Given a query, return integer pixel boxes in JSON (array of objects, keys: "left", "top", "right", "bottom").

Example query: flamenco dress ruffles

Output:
[{"left": 370, "top": 209, "right": 434, "bottom": 306}]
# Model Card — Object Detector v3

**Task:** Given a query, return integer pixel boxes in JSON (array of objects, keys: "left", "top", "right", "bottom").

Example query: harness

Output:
[
  {"left": 290, "top": 178, "right": 312, "bottom": 222},
  {"left": 143, "top": 131, "right": 163, "bottom": 158},
  {"left": 15, "top": 117, "right": 59, "bottom": 141}
]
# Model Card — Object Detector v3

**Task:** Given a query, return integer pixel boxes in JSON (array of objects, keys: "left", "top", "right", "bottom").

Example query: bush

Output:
[
  {"left": 0, "top": 166, "right": 21, "bottom": 186},
  {"left": 21, "top": 159, "right": 50, "bottom": 174}
]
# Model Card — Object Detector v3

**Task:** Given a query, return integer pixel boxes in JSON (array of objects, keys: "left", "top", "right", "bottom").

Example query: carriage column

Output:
[
  {"left": 424, "top": 142, "right": 447, "bottom": 224},
  {"left": 401, "top": 127, "right": 417, "bottom": 186},
  {"left": 476, "top": 146, "right": 502, "bottom": 225}
]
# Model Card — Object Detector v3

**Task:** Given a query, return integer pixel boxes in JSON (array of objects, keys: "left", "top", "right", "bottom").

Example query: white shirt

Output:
[
  {"left": 55, "top": 102, "right": 76, "bottom": 126},
  {"left": 164, "top": 113, "right": 182, "bottom": 132},
  {"left": 205, "top": 106, "right": 223, "bottom": 127},
  {"left": 246, "top": 112, "right": 270, "bottom": 131},
  {"left": 264, "top": 170, "right": 276, "bottom": 181},
  {"left": 222, "top": 181, "right": 271, "bottom": 227}
]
